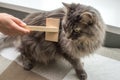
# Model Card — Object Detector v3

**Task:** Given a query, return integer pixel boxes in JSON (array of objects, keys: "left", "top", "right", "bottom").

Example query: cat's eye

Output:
[{"left": 74, "top": 28, "right": 81, "bottom": 32}]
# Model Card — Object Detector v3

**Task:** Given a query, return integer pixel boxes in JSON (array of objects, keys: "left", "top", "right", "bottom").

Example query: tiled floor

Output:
[
  {"left": 0, "top": 61, "right": 48, "bottom": 80},
  {"left": 0, "top": 47, "right": 120, "bottom": 80},
  {"left": 64, "top": 54, "right": 120, "bottom": 80},
  {"left": 0, "top": 56, "right": 12, "bottom": 75}
]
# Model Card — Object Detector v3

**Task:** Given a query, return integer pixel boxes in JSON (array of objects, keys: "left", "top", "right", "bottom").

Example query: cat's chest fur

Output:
[{"left": 58, "top": 30, "right": 81, "bottom": 57}]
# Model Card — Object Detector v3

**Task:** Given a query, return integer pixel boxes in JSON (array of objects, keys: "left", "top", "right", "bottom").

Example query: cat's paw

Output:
[
  {"left": 76, "top": 69, "right": 87, "bottom": 80},
  {"left": 23, "top": 61, "right": 34, "bottom": 70}
]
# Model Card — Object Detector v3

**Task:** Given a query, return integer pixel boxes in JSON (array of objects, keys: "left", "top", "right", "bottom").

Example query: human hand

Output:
[{"left": 0, "top": 13, "right": 30, "bottom": 36}]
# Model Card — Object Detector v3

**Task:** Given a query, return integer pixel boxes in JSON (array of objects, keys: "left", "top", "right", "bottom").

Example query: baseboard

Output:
[{"left": 104, "top": 25, "right": 120, "bottom": 48}]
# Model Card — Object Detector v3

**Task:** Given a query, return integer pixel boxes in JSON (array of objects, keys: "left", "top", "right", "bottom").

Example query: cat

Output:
[{"left": 0, "top": 3, "right": 106, "bottom": 80}]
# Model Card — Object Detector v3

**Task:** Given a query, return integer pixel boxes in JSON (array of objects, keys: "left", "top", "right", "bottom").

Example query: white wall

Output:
[{"left": 0, "top": 0, "right": 120, "bottom": 27}]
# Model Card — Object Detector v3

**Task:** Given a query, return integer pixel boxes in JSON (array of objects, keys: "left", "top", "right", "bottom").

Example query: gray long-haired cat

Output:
[{"left": 0, "top": 3, "right": 106, "bottom": 80}]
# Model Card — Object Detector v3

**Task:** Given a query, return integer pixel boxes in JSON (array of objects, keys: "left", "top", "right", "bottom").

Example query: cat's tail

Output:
[{"left": 0, "top": 33, "right": 21, "bottom": 51}]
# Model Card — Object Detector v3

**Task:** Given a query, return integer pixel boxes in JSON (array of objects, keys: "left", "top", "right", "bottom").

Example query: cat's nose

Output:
[{"left": 67, "top": 35, "right": 76, "bottom": 40}]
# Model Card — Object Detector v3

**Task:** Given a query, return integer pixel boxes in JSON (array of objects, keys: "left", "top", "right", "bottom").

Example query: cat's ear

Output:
[
  {"left": 62, "top": 2, "right": 70, "bottom": 9},
  {"left": 80, "top": 12, "right": 94, "bottom": 25}
]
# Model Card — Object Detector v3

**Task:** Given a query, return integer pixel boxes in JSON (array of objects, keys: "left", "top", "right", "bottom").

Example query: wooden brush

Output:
[{"left": 25, "top": 18, "right": 60, "bottom": 42}]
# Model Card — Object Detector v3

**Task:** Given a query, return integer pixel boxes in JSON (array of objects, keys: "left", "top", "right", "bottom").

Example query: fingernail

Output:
[
  {"left": 22, "top": 22, "right": 26, "bottom": 26},
  {"left": 26, "top": 30, "right": 30, "bottom": 33},
  {"left": 20, "top": 22, "right": 26, "bottom": 27}
]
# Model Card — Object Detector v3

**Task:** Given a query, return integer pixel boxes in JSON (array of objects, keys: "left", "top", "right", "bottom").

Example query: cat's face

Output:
[{"left": 62, "top": 3, "right": 96, "bottom": 40}]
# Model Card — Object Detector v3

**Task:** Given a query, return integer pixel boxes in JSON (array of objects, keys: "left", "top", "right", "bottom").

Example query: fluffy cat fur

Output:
[{"left": 0, "top": 3, "right": 106, "bottom": 80}]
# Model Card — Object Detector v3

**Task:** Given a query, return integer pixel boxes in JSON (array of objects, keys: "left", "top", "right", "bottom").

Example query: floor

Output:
[{"left": 0, "top": 47, "right": 120, "bottom": 80}]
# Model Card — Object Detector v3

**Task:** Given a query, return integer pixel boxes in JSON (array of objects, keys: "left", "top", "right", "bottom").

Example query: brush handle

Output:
[{"left": 25, "top": 26, "right": 58, "bottom": 32}]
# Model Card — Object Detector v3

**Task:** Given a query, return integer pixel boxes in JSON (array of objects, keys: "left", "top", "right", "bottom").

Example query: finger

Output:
[
  {"left": 12, "top": 17, "right": 30, "bottom": 32},
  {"left": 9, "top": 20, "right": 30, "bottom": 34},
  {"left": 10, "top": 16, "right": 26, "bottom": 27}
]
